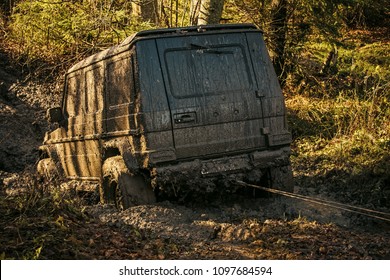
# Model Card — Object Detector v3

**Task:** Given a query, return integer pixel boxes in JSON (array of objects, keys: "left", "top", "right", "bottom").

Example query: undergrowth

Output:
[
  {"left": 0, "top": 174, "right": 90, "bottom": 259},
  {"left": 287, "top": 29, "right": 390, "bottom": 207}
]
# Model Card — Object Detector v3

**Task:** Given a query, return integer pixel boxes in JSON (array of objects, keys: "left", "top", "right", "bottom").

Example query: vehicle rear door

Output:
[{"left": 156, "top": 32, "right": 267, "bottom": 159}]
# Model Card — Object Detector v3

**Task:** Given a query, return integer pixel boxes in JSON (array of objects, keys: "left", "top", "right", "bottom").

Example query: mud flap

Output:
[{"left": 102, "top": 156, "right": 155, "bottom": 210}]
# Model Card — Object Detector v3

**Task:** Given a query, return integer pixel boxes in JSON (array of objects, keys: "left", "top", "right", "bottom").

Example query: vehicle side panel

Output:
[
  {"left": 246, "top": 33, "right": 291, "bottom": 147},
  {"left": 48, "top": 63, "right": 104, "bottom": 180},
  {"left": 136, "top": 40, "right": 175, "bottom": 163}
]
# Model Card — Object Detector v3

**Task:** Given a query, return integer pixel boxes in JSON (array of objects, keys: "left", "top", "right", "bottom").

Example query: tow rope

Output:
[{"left": 235, "top": 180, "right": 390, "bottom": 223}]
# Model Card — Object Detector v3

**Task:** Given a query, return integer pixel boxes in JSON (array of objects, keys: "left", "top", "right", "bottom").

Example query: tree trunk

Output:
[
  {"left": 132, "top": 0, "right": 159, "bottom": 25},
  {"left": 190, "top": 0, "right": 201, "bottom": 25},
  {"left": 270, "top": 0, "right": 288, "bottom": 84},
  {"left": 197, "top": 0, "right": 225, "bottom": 25},
  {"left": 0, "top": 0, "right": 14, "bottom": 16}
]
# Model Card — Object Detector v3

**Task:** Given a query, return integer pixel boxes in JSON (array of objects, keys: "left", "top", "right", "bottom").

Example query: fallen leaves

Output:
[{"left": 1, "top": 173, "right": 390, "bottom": 260}]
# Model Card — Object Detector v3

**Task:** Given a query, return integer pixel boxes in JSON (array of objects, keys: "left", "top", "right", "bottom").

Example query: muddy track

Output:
[
  {"left": 1, "top": 171, "right": 389, "bottom": 259},
  {"left": 82, "top": 190, "right": 390, "bottom": 259},
  {"left": 1, "top": 51, "right": 390, "bottom": 260}
]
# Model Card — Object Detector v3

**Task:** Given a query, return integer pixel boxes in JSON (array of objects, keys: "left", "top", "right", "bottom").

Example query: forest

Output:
[{"left": 0, "top": 0, "right": 389, "bottom": 259}]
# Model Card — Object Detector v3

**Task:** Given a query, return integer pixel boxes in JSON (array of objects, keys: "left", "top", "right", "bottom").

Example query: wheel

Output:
[{"left": 102, "top": 156, "right": 155, "bottom": 210}]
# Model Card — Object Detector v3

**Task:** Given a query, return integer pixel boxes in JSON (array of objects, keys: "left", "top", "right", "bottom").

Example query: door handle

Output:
[{"left": 174, "top": 112, "right": 196, "bottom": 124}]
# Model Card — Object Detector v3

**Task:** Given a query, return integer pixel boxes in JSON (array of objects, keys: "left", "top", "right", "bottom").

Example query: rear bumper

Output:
[{"left": 152, "top": 147, "right": 291, "bottom": 192}]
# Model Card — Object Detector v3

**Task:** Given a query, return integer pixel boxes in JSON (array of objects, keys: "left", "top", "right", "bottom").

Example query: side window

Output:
[
  {"left": 106, "top": 55, "right": 134, "bottom": 107},
  {"left": 84, "top": 66, "right": 103, "bottom": 114},
  {"left": 65, "top": 75, "right": 82, "bottom": 117}
]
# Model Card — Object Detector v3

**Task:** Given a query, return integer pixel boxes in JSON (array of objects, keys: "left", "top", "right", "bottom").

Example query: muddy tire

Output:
[
  {"left": 37, "top": 158, "right": 58, "bottom": 180},
  {"left": 269, "top": 164, "right": 294, "bottom": 193},
  {"left": 102, "top": 156, "right": 155, "bottom": 210}
]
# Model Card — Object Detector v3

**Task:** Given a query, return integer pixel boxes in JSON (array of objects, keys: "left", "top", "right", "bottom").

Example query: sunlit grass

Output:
[
  {"left": 289, "top": 28, "right": 389, "bottom": 180},
  {"left": 287, "top": 65, "right": 389, "bottom": 206},
  {"left": 302, "top": 34, "right": 390, "bottom": 81},
  {"left": 287, "top": 88, "right": 389, "bottom": 168}
]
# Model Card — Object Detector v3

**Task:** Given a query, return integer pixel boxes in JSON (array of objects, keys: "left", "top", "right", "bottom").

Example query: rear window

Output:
[{"left": 164, "top": 44, "right": 252, "bottom": 98}]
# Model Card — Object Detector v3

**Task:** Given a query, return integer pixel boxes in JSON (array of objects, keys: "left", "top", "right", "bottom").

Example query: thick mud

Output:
[{"left": 1, "top": 49, "right": 389, "bottom": 259}]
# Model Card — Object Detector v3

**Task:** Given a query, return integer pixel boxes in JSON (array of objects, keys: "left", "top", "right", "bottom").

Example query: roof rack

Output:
[{"left": 136, "top": 23, "right": 258, "bottom": 37}]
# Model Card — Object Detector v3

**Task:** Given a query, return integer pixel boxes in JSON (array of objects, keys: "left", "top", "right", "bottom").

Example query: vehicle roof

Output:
[
  {"left": 67, "top": 24, "right": 261, "bottom": 74},
  {"left": 136, "top": 23, "right": 258, "bottom": 37}
]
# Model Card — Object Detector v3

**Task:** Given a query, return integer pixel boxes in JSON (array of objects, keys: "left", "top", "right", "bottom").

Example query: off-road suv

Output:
[{"left": 38, "top": 24, "right": 293, "bottom": 209}]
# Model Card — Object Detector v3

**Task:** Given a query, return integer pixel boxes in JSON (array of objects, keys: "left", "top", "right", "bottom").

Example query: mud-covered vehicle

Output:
[{"left": 38, "top": 24, "right": 293, "bottom": 209}]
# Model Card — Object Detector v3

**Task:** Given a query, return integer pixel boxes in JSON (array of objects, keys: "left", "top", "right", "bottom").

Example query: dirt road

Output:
[{"left": 1, "top": 53, "right": 389, "bottom": 260}]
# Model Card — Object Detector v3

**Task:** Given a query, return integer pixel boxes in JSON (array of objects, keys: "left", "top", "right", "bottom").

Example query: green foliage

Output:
[
  {"left": 288, "top": 28, "right": 389, "bottom": 103},
  {"left": 287, "top": 33, "right": 389, "bottom": 206},
  {"left": 6, "top": 0, "right": 389, "bottom": 69},
  {"left": 224, "top": 0, "right": 389, "bottom": 83},
  {"left": 224, "top": 0, "right": 348, "bottom": 81},
  {"left": 291, "top": 37, "right": 389, "bottom": 135},
  {"left": 8, "top": 0, "right": 154, "bottom": 63},
  {"left": 288, "top": 89, "right": 389, "bottom": 143},
  {"left": 285, "top": 22, "right": 389, "bottom": 206},
  {"left": 340, "top": 0, "right": 390, "bottom": 28}
]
